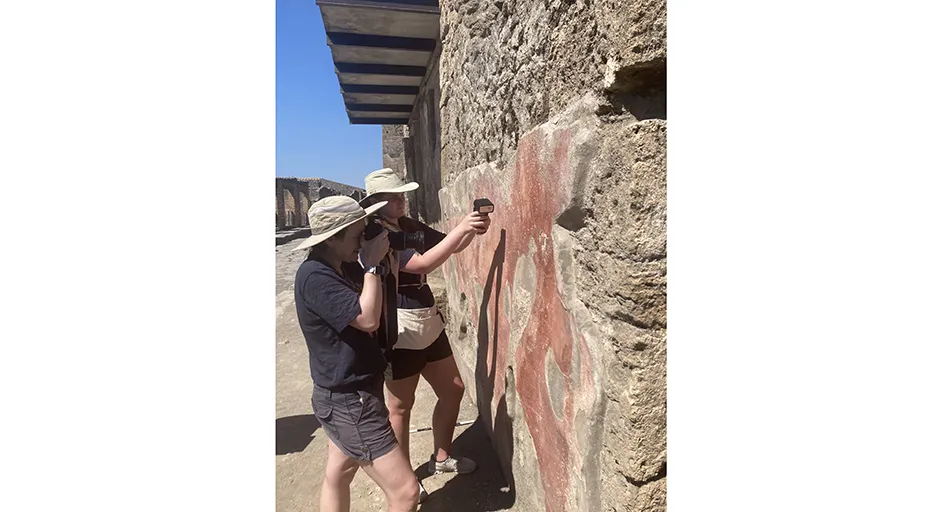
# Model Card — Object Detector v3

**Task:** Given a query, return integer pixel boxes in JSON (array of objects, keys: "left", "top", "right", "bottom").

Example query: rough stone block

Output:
[
  {"left": 601, "top": 324, "right": 666, "bottom": 483},
  {"left": 580, "top": 119, "right": 667, "bottom": 486},
  {"left": 439, "top": 0, "right": 667, "bottom": 183},
  {"left": 602, "top": 475, "right": 667, "bottom": 512},
  {"left": 381, "top": 125, "right": 406, "bottom": 177}
]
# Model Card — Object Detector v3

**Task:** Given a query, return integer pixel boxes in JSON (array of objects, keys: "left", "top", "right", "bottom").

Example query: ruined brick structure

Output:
[
  {"left": 275, "top": 177, "right": 366, "bottom": 230},
  {"left": 321, "top": 0, "right": 665, "bottom": 509}
]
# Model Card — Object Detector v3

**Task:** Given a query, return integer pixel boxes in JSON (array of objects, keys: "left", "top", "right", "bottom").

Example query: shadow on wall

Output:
[
  {"left": 471, "top": 229, "right": 516, "bottom": 503},
  {"left": 416, "top": 418, "right": 516, "bottom": 511},
  {"left": 275, "top": 414, "right": 321, "bottom": 455}
]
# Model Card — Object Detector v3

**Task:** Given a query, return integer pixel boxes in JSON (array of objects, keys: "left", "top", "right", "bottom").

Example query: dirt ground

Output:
[{"left": 276, "top": 238, "right": 515, "bottom": 511}]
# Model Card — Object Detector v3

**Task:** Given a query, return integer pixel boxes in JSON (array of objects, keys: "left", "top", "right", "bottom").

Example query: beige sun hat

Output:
[
  {"left": 361, "top": 168, "right": 419, "bottom": 204},
  {"left": 292, "top": 195, "right": 388, "bottom": 252}
]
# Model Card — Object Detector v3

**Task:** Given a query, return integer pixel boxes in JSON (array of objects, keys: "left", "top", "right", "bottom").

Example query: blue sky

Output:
[{"left": 276, "top": 0, "right": 382, "bottom": 186}]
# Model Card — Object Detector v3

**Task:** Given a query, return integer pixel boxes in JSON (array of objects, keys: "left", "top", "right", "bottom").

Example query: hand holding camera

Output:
[
  {"left": 455, "top": 212, "right": 484, "bottom": 235},
  {"left": 359, "top": 229, "right": 390, "bottom": 268},
  {"left": 464, "top": 198, "right": 494, "bottom": 235},
  {"left": 459, "top": 212, "right": 490, "bottom": 235}
]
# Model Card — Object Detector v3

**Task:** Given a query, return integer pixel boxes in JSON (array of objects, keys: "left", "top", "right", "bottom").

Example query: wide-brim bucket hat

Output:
[
  {"left": 360, "top": 168, "right": 419, "bottom": 205},
  {"left": 292, "top": 195, "right": 387, "bottom": 252}
]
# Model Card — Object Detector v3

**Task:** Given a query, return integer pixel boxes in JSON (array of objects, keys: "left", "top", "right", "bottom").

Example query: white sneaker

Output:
[{"left": 428, "top": 455, "right": 477, "bottom": 475}]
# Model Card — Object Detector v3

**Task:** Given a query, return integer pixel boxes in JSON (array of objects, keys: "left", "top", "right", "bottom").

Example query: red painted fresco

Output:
[{"left": 447, "top": 126, "right": 597, "bottom": 512}]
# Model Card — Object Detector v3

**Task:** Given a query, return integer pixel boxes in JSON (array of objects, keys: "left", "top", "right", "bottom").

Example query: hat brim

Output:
[
  {"left": 361, "top": 181, "right": 419, "bottom": 204},
  {"left": 291, "top": 201, "right": 387, "bottom": 252}
]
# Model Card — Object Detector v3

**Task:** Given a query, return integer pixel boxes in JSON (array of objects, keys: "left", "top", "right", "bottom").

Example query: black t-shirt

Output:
[
  {"left": 294, "top": 258, "right": 386, "bottom": 391},
  {"left": 396, "top": 249, "right": 436, "bottom": 309},
  {"left": 396, "top": 217, "right": 447, "bottom": 310}
]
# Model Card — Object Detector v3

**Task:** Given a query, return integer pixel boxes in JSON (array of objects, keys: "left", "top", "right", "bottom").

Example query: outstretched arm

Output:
[
  {"left": 454, "top": 230, "right": 476, "bottom": 253},
  {"left": 402, "top": 212, "right": 488, "bottom": 274}
]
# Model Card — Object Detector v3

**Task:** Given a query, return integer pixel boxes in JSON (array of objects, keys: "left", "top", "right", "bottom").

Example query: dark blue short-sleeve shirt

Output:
[{"left": 294, "top": 258, "right": 386, "bottom": 390}]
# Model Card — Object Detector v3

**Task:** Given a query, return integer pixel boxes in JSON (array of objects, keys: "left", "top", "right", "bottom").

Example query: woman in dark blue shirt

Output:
[{"left": 293, "top": 195, "right": 419, "bottom": 512}]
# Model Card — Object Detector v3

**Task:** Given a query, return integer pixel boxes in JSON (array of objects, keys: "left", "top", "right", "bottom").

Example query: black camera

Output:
[
  {"left": 364, "top": 216, "right": 425, "bottom": 251},
  {"left": 474, "top": 198, "right": 495, "bottom": 215}
]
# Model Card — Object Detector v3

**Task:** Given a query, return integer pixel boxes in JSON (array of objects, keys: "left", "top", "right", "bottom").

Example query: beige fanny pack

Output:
[{"left": 395, "top": 306, "right": 445, "bottom": 351}]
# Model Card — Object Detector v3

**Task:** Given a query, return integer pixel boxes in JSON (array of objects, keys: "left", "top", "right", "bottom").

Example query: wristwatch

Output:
[{"left": 364, "top": 264, "right": 387, "bottom": 277}]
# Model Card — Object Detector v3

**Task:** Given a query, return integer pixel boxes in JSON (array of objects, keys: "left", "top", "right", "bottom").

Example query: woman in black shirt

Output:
[{"left": 360, "top": 168, "right": 490, "bottom": 502}]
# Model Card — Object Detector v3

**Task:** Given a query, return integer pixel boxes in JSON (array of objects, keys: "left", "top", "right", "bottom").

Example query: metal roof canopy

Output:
[{"left": 317, "top": 0, "right": 440, "bottom": 125}]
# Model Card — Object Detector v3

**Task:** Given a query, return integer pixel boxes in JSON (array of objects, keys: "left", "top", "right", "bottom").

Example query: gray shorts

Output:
[{"left": 311, "top": 376, "right": 398, "bottom": 462}]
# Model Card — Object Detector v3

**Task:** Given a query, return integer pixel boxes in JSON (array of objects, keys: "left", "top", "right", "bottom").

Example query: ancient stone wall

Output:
[
  {"left": 281, "top": 183, "right": 299, "bottom": 229},
  {"left": 438, "top": 0, "right": 665, "bottom": 182},
  {"left": 275, "top": 178, "right": 365, "bottom": 230},
  {"left": 401, "top": 63, "right": 444, "bottom": 226},
  {"left": 310, "top": 177, "right": 367, "bottom": 202},
  {"left": 382, "top": 125, "right": 407, "bottom": 178},
  {"left": 382, "top": 125, "right": 420, "bottom": 220},
  {"left": 276, "top": 182, "right": 286, "bottom": 230},
  {"left": 439, "top": 96, "right": 666, "bottom": 512},
  {"left": 383, "top": 1, "right": 666, "bottom": 510}
]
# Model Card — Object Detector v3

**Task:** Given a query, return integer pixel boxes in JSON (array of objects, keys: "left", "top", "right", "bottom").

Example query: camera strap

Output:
[{"left": 382, "top": 266, "right": 398, "bottom": 358}]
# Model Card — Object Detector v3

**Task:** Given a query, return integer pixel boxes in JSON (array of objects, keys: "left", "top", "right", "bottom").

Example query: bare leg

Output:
[
  {"left": 421, "top": 355, "right": 465, "bottom": 461},
  {"left": 385, "top": 373, "right": 421, "bottom": 461},
  {"left": 320, "top": 438, "right": 360, "bottom": 512},
  {"left": 360, "top": 444, "right": 420, "bottom": 512}
]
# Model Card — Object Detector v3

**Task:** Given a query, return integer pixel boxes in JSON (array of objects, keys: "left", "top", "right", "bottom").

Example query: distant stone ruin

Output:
[{"left": 275, "top": 177, "right": 366, "bottom": 231}]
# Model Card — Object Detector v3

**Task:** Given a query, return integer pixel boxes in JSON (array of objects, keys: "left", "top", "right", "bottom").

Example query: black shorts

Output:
[
  {"left": 385, "top": 330, "right": 454, "bottom": 381},
  {"left": 311, "top": 375, "right": 398, "bottom": 462}
]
